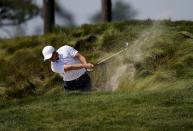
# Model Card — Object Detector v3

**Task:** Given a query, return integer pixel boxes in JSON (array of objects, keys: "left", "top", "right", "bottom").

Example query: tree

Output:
[
  {"left": 0, "top": 0, "right": 39, "bottom": 26},
  {"left": 43, "top": 0, "right": 76, "bottom": 34},
  {"left": 101, "top": 0, "right": 112, "bottom": 22},
  {"left": 55, "top": 2, "right": 75, "bottom": 27},
  {"left": 43, "top": 0, "right": 55, "bottom": 34},
  {"left": 90, "top": 0, "right": 138, "bottom": 23},
  {"left": 112, "top": 1, "right": 138, "bottom": 21}
]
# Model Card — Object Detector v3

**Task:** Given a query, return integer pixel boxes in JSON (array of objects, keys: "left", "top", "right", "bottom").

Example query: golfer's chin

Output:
[
  {"left": 51, "top": 57, "right": 59, "bottom": 62},
  {"left": 51, "top": 59, "right": 57, "bottom": 62}
]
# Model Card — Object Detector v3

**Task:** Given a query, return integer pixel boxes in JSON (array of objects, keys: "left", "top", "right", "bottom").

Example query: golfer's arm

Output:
[
  {"left": 64, "top": 64, "right": 86, "bottom": 71},
  {"left": 75, "top": 52, "right": 87, "bottom": 64}
]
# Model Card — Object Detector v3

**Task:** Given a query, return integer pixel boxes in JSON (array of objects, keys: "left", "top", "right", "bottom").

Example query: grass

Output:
[
  {"left": 0, "top": 20, "right": 153, "bottom": 98},
  {"left": 1, "top": 87, "right": 193, "bottom": 130},
  {"left": 1, "top": 20, "right": 193, "bottom": 130}
]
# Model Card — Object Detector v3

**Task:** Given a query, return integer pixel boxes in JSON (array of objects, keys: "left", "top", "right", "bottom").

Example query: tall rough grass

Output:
[{"left": 1, "top": 20, "right": 193, "bottom": 99}]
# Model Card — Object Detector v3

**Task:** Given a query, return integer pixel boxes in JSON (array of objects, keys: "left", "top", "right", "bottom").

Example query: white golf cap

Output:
[{"left": 42, "top": 46, "right": 55, "bottom": 61}]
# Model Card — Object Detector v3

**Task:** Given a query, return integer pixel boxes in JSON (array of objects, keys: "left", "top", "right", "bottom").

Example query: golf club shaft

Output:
[
  {"left": 97, "top": 48, "right": 127, "bottom": 65},
  {"left": 87, "top": 45, "right": 128, "bottom": 72}
]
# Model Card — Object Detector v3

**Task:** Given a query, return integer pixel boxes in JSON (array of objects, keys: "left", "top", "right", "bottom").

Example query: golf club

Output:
[{"left": 87, "top": 42, "right": 129, "bottom": 72}]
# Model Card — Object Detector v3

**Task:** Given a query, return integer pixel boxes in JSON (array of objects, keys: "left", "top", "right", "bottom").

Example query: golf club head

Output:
[
  {"left": 86, "top": 68, "right": 94, "bottom": 72},
  {"left": 125, "top": 42, "right": 129, "bottom": 48}
]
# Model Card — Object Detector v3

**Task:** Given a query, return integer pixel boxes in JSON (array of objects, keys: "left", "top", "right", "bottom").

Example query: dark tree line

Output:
[
  {"left": 0, "top": 0, "right": 75, "bottom": 35},
  {"left": 0, "top": 0, "right": 39, "bottom": 26},
  {"left": 90, "top": 0, "right": 138, "bottom": 23},
  {"left": 0, "top": 0, "right": 138, "bottom": 36},
  {"left": 43, "top": 0, "right": 113, "bottom": 33},
  {"left": 43, "top": 0, "right": 137, "bottom": 33}
]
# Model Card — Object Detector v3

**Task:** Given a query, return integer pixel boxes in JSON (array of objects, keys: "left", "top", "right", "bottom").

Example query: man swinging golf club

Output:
[{"left": 42, "top": 45, "right": 94, "bottom": 91}]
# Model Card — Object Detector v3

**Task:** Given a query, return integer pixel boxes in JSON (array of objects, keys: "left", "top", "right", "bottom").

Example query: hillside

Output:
[
  {"left": 1, "top": 20, "right": 193, "bottom": 130},
  {"left": 1, "top": 20, "right": 193, "bottom": 97},
  {"left": 1, "top": 89, "right": 193, "bottom": 130}
]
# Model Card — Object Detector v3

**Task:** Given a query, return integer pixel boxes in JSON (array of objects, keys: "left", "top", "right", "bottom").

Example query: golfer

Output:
[{"left": 42, "top": 45, "right": 94, "bottom": 91}]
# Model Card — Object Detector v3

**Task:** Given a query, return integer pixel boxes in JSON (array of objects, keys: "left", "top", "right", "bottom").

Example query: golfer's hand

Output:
[{"left": 84, "top": 63, "right": 94, "bottom": 69}]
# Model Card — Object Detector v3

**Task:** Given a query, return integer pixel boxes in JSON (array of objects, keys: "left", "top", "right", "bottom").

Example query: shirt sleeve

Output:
[
  {"left": 66, "top": 45, "right": 78, "bottom": 57},
  {"left": 51, "top": 63, "right": 64, "bottom": 74}
]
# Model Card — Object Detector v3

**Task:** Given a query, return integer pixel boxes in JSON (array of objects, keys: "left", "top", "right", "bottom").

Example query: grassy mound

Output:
[
  {"left": 0, "top": 20, "right": 193, "bottom": 98},
  {"left": 1, "top": 20, "right": 193, "bottom": 130},
  {"left": 1, "top": 88, "right": 193, "bottom": 130}
]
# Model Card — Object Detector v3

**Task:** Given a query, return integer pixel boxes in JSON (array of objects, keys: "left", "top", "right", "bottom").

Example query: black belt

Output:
[{"left": 70, "top": 72, "right": 87, "bottom": 82}]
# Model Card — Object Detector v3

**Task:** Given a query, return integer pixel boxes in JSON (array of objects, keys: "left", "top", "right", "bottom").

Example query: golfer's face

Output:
[{"left": 51, "top": 51, "right": 58, "bottom": 62}]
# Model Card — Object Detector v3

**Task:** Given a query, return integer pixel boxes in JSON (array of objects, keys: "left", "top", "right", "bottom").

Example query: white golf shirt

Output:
[{"left": 51, "top": 45, "right": 86, "bottom": 81}]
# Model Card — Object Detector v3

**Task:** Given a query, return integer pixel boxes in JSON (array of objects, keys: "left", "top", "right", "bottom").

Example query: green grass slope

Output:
[
  {"left": 1, "top": 20, "right": 193, "bottom": 130},
  {"left": 1, "top": 89, "right": 193, "bottom": 130},
  {"left": 1, "top": 20, "right": 193, "bottom": 98},
  {"left": 0, "top": 20, "right": 153, "bottom": 98}
]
